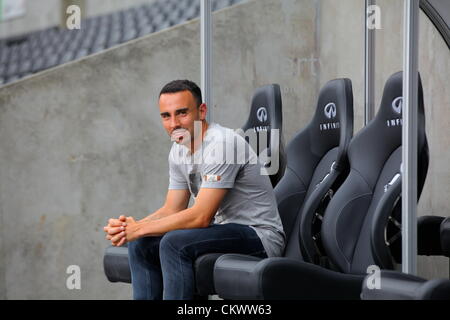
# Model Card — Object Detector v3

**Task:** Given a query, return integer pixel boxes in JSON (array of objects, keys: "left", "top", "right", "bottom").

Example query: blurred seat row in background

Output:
[{"left": 0, "top": 0, "right": 244, "bottom": 86}]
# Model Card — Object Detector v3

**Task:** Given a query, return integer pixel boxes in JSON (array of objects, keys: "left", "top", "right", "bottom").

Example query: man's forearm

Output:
[
  {"left": 139, "top": 207, "right": 177, "bottom": 223},
  {"left": 135, "top": 206, "right": 208, "bottom": 238},
  {"left": 126, "top": 188, "right": 225, "bottom": 241}
]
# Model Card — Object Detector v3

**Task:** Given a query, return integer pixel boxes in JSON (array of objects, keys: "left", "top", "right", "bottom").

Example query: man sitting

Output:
[{"left": 103, "top": 80, "right": 285, "bottom": 300}]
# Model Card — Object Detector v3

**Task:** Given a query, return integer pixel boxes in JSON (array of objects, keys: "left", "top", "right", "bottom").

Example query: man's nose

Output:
[{"left": 169, "top": 116, "right": 180, "bottom": 129}]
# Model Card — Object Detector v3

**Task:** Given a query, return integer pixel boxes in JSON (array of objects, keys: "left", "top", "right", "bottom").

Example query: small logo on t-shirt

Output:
[{"left": 203, "top": 175, "right": 221, "bottom": 182}]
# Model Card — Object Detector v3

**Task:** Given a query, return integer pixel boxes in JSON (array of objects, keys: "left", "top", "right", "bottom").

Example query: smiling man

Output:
[{"left": 103, "top": 80, "right": 285, "bottom": 300}]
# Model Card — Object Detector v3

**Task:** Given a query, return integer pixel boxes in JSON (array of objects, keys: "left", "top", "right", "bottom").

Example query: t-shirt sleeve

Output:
[
  {"left": 199, "top": 135, "right": 245, "bottom": 189},
  {"left": 200, "top": 162, "right": 242, "bottom": 189},
  {"left": 168, "top": 150, "right": 189, "bottom": 190}
]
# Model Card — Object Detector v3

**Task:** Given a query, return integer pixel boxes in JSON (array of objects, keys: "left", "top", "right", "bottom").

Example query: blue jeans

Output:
[{"left": 127, "top": 223, "right": 267, "bottom": 300}]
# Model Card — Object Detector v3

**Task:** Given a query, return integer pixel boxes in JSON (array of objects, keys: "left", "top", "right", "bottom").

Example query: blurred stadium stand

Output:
[{"left": 0, "top": 0, "right": 244, "bottom": 86}]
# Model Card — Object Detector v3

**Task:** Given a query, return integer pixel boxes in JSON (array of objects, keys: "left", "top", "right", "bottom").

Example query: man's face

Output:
[{"left": 159, "top": 90, "right": 206, "bottom": 145}]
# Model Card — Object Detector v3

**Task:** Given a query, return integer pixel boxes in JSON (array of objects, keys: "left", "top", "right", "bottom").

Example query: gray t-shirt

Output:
[{"left": 168, "top": 123, "right": 285, "bottom": 257}]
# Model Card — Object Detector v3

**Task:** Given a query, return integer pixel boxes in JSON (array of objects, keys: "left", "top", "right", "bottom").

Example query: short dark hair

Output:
[{"left": 159, "top": 80, "right": 203, "bottom": 107}]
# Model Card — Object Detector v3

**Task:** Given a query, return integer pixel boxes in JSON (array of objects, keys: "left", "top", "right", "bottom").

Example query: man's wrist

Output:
[
  {"left": 138, "top": 215, "right": 151, "bottom": 223},
  {"left": 134, "top": 220, "right": 148, "bottom": 238},
  {"left": 139, "top": 212, "right": 159, "bottom": 223}
]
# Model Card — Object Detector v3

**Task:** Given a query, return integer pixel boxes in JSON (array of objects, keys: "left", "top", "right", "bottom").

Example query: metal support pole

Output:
[
  {"left": 201, "top": 0, "right": 213, "bottom": 122},
  {"left": 402, "top": 0, "right": 420, "bottom": 275},
  {"left": 365, "top": 0, "right": 376, "bottom": 125}
]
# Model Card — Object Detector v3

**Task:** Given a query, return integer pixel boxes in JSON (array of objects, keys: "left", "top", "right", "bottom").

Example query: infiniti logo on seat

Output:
[
  {"left": 392, "top": 97, "right": 403, "bottom": 114},
  {"left": 320, "top": 102, "right": 339, "bottom": 131},
  {"left": 257, "top": 107, "right": 268, "bottom": 123},
  {"left": 324, "top": 103, "right": 337, "bottom": 119}
]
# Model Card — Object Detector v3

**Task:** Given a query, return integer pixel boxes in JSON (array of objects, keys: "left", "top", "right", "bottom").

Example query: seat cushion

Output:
[
  {"left": 103, "top": 247, "right": 226, "bottom": 296},
  {"left": 361, "top": 270, "right": 450, "bottom": 300},
  {"left": 214, "top": 254, "right": 364, "bottom": 300},
  {"left": 418, "top": 215, "right": 445, "bottom": 256},
  {"left": 214, "top": 254, "right": 265, "bottom": 299},
  {"left": 103, "top": 245, "right": 131, "bottom": 283},
  {"left": 441, "top": 217, "right": 450, "bottom": 257},
  {"left": 194, "top": 253, "right": 224, "bottom": 296}
]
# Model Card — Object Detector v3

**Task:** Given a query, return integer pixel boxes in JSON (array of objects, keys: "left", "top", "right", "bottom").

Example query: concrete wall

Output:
[
  {"left": 212, "top": 0, "right": 318, "bottom": 143},
  {"left": 0, "top": 0, "right": 317, "bottom": 299},
  {"left": 0, "top": 0, "right": 61, "bottom": 39},
  {"left": 318, "top": 0, "right": 450, "bottom": 278},
  {"left": 0, "top": 0, "right": 157, "bottom": 39}
]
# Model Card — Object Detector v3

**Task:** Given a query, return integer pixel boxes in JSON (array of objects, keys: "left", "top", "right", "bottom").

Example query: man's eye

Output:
[{"left": 179, "top": 111, "right": 187, "bottom": 115}]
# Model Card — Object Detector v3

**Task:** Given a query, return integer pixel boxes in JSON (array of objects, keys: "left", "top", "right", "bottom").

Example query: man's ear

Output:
[{"left": 199, "top": 103, "right": 207, "bottom": 120}]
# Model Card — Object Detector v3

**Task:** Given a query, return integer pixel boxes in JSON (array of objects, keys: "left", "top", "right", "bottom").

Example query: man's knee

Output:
[
  {"left": 127, "top": 238, "right": 143, "bottom": 257},
  {"left": 159, "top": 229, "right": 191, "bottom": 253},
  {"left": 128, "top": 237, "right": 160, "bottom": 257}
]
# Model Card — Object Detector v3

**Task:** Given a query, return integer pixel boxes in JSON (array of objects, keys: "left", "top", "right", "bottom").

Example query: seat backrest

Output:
[
  {"left": 321, "top": 71, "right": 429, "bottom": 274},
  {"left": 275, "top": 78, "right": 354, "bottom": 261},
  {"left": 240, "top": 84, "right": 286, "bottom": 187}
]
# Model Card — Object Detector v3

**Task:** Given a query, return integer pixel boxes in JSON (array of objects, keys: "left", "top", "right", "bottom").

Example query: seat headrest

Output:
[
  {"left": 298, "top": 78, "right": 353, "bottom": 170},
  {"left": 348, "top": 71, "right": 426, "bottom": 187},
  {"left": 377, "top": 71, "right": 404, "bottom": 121},
  {"left": 282, "top": 78, "right": 353, "bottom": 179},
  {"left": 241, "top": 84, "right": 282, "bottom": 133},
  {"left": 371, "top": 71, "right": 425, "bottom": 129},
  {"left": 312, "top": 79, "right": 351, "bottom": 129}
]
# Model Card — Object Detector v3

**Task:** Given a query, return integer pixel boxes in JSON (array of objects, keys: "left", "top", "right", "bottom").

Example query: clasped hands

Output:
[{"left": 103, "top": 215, "right": 140, "bottom": 246}]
